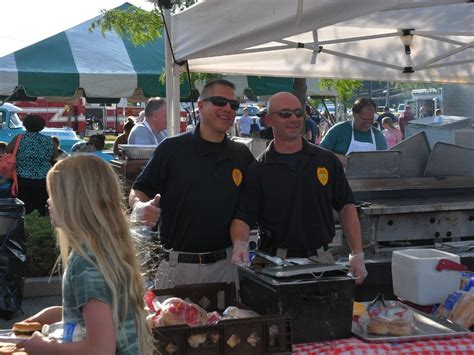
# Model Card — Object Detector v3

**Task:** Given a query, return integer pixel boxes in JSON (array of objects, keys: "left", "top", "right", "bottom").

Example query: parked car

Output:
[{"left": 0, "top": 102, "right": 84, "bottom": 152}]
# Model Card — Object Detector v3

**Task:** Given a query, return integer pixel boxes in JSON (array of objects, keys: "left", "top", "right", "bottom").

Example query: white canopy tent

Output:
[{"left": 164, "top": 0, "right": 474, "bottom": 133}]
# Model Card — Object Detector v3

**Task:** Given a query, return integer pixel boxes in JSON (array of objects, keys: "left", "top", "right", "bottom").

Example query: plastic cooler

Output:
[{"left": 392, "top": 249, "right": 464, "bottom": 306}]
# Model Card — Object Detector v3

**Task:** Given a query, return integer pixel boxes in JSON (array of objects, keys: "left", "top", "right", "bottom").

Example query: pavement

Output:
[
  {"left": 0, "top": 277, "right": 62, "bottom": 329},
  {"left": 0, "top": 295, "right": 62, "bottom": 329}
]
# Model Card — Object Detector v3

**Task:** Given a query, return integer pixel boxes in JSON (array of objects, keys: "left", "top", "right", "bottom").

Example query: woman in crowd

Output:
[
  {"left": 382, "top": 117, "right": 403, "bottom": 148},
  {"left": 19, "top": 155, "right": 155, "bottom": 354},
  {"left": 6, "top": 115, "right": 54, "bottom": 215},
  {"left": 113, "top": 117, "right": 135, "bottom": 157}
]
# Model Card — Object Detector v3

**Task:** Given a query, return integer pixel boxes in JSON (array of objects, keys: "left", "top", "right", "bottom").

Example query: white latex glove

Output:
[
  {"left": 231, "top": 240, "right": 249, "bottom": 266},
  {"left": 348, "top": 252, "right": 368, "bottom": 285},
  {"left": 130, "top": 194, "right": 161, "bottom": 228}
]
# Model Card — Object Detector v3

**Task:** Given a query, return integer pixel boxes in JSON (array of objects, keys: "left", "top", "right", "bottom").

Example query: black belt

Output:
[
  {"left": 260, "top": 245, "right": 328, "bottom": 258},
  {"left": 164, "top": 249, "right": 227, "bottom": 265}
]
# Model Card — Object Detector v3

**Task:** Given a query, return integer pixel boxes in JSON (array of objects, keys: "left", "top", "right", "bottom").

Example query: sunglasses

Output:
[
  {"left": 268, "top": 108, "right": 305, "bottom": 118},
  {"left": 203, "top": 96, "right": 240, "bottom": 111}
]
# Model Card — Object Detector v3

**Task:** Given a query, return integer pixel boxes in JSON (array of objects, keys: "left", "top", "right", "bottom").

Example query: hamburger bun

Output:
[
  {"left": 367, "top": 318, "right": 388, "bottom": 335},
  {"left": 0, "top": 342, "right": 19, "bottom": 355},
  {"left": 12, "top": 321, "right": 43, "bottom": 335}
]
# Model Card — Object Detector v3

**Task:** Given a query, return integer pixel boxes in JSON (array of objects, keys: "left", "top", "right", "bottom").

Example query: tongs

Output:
[{"left": 367, "top": 293, "right": 386, "bottom": 312}]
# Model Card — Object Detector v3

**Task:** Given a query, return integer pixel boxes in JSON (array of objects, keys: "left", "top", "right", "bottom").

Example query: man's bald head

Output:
[{"left": 267, "top": 92, "right": 301, "bottom": 113}]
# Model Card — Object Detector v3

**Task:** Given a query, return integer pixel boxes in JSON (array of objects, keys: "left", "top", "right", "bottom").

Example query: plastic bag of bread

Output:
[
  {"left": 365, "top": 300, "right": 415, "bottom": 336},
  {"left": 435, "top": 291, "right": 474, "bottom": 329},
  {"left": 158, "top": 297, "right": 208, "bottom": 327},
  {"left": 222, "top": 306, "right": 259, "bottom": 319}
]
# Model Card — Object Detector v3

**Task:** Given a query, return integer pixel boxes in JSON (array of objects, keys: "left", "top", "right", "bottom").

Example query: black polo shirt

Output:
[
  {"left": 133, "top": 126, "right": 255, "bottom": 252},
  {"left": 235, "top": 138, "right": 355, "bottom": 255}
]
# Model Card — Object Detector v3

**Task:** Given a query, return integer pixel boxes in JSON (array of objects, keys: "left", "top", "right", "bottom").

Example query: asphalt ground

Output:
[{"left": 0, "top": 295, "right": 62, "bottom": 330}]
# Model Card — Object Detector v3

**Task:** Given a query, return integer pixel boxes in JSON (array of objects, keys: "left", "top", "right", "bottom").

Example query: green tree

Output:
[
  {"left": 319, "top": 79, "right": 363, "bottom": 107},
  {"left": 90, "top": 1, "right": 218, "bottom": 91}
]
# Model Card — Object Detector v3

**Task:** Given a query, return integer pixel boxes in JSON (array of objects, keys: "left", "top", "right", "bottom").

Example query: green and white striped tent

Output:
[{"left": 0, "top": 3, "right": 190, "bottom": 101}]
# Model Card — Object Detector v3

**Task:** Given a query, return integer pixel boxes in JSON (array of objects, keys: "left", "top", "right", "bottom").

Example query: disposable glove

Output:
[
  {"left": 348, "top": 252, "right": 368, "bottom": 285},
  {"left": 231, "top": 240, "right": 250, "bottom": 266},
  {"left": 130, "top": 194, "right": 161, "bottom": 228}
]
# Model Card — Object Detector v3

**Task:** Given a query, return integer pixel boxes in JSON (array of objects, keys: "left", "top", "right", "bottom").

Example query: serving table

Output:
[{"left": 292, "top": 332, "right": 474, "bottom": 354}]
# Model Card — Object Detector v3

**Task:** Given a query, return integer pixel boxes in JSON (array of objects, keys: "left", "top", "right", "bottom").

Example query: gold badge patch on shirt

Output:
[
  {"left": 317, "top": 167, "right": 329, "bottom": 186},
  {"left": 232, "top": 168, "right": 243, "bottom": 187}
]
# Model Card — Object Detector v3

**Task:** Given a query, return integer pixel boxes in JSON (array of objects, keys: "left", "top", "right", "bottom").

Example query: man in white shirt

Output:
[
  {"left": 128, "top": 98, "right": 167, "bottom": 145},
  {"left": 237, "top": 108, "right": 253, "bottom": 137}
]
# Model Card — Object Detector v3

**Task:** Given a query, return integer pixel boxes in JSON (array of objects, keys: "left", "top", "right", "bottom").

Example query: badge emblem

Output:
[
  {"left": 317, "top": 167, "right": 329, "bottom": 186},
  {"left": 232, "top": 168, "right": 243, "bottom": 187}
]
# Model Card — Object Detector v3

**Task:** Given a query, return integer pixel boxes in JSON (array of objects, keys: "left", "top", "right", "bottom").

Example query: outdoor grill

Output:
[{"left": 346, "top": 131, "right": 474, "bottom": 254}]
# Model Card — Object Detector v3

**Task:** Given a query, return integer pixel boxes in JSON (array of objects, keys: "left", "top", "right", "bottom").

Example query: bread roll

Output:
[
  {"left": 388, "top": 320, "right": 414, "bottom": 336},
  {"left": 12, "top": 321, "right": 43, "bottom": 335},
  {"left": 367, "top": 319, "right": 389, "bottom": 335}
]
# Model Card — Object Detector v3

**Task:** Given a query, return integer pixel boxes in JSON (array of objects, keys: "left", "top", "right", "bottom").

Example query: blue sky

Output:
[{"left": 1, "top": 0, "right": 154, "bottom": 57}]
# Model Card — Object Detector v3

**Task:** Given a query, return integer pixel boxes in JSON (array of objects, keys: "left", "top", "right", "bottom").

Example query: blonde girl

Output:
[
  {"left": 382, "top": 117, "right": 403, "bottom": 148},
  {"left": 20, "top": 155, "right": 155, "bottom": 355}
]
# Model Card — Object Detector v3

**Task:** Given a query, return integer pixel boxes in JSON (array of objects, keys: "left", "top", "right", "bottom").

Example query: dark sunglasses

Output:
[
  {"left": 268, "top": 108, "right": 305, "bottom": 118},
  {"left": 203, "top": 96, "right": 240, "bottom": 111}
]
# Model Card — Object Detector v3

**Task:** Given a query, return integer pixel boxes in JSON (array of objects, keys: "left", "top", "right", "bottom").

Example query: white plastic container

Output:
[{"left": 392, "top": 249, "right": 461, "bottom": 305}]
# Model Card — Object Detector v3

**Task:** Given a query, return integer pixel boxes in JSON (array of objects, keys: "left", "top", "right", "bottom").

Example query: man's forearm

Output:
[
  {"left": 338, "top": 204, "right": 363, "bottom": 254},
  {"left": 230, "top": 219, "right": 250, "bottom": 243},
  {"left": 128, "top": 189, "right": 151, "bottom": 209}
]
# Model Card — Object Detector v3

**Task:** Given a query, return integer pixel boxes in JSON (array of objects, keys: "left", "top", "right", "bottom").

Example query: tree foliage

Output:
[
  {"left": 319, "top": 79, "right": 363, "bottom": 107},
  {"left": 90, "top": 1, "right": 219, "bottom": 91},
  {"left": 90, "top": 7, "right": 163, "bottom": 46}
]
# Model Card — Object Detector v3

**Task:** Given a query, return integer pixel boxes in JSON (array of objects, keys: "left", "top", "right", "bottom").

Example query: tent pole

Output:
[{"left": 163, "top": 5, "right": 179, "bottom": 136}]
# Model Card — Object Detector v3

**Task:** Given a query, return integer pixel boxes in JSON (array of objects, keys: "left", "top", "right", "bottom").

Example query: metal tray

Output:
[
  {"left": 258, "top": 263, "right": 347, "bottom": 278},
  {"left": 352, "top": 303, "right": 470, "bottom": 343},
  {"left": 118, "top": 144, "right": 156, "bottom": 160}
]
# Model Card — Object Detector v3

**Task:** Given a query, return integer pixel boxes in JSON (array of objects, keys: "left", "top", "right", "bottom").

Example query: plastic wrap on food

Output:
[
  {"left": 364, "top": 300, "right": 415, "bottom": 336},
  {"left": 436, "top": 291, "right": 474, "bottom": 329},
  {"left": 156, "top": 297, "right": 208, "bottom": 327},
  {"left": 247, "top": 331, "right": 261, "bottom": 347},
  {"left": 226, "top": 334, "right": 241, "bottom": 348},
  {"left": 209, "top": 331, "right": 220, "bottom": 344},
  {"left": 164, "top": 342, "right": 178, "bottom": 354},
  {"left": 188, "top": 334, "right": 207, "bottom": 348},
  {"left": 207, "top": 311, "right": 221, "bottom": 325},
  {"left": 144, "top": 290, "right": 161, "bottom": 314},
  {"left": 268, "top": 324, "right": 279, "bottom": 346},
  {"left": 222, "top": 306, "right": 259, "bottom": 319}
]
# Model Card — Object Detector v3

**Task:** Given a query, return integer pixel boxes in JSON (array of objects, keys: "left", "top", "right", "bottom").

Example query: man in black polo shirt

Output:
[
  {"left": 230, "top": 92, "right": 367, "bottom": 284},
  {"left": 129, "top": 79, "right": 255, "bottom": 288}
]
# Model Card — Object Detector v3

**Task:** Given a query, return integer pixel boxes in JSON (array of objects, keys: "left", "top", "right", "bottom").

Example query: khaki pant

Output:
[{"left": 154, "top": 247, "right": 239, "bottom": 290}]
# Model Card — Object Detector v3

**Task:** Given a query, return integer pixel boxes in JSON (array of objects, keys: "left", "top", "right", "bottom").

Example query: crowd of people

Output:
[{"left": 6, "top": 79, "right": 431, "bottom": 354}]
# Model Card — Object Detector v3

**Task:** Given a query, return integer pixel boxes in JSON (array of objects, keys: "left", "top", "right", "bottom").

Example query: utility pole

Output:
[{"left": 385, "top": 82, "right": 390, "bottom": 107}]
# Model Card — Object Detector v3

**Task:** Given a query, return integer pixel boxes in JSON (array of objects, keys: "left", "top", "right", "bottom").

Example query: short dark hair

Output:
[
  {"left": 23, "top": 114, "right": 46, "bottom": 132},
  {"left": 384, "top": 106, "right": 390, "bottom": 111},
  {"left": 201, "top": 79, "right": 236, "bottom": 99},
  {"left": 144, "top": 98, "right": 166, "bottom": 118},
  {"left": 51, "top": 136, "right": 60, "bottom": 145},
  {"left": 88, "top": 134, "right": 106, "bottom": 150},
  {"left": 0, "top": 142, "right": 7, "bottom": 151},
  {"left": 352, "top": 97, "right": 376, "bottom": 115}
]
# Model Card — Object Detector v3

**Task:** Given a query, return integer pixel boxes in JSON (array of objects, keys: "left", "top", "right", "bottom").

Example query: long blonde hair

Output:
[{"left": 47, "top": 155, "right": 154, "bottom": 354}]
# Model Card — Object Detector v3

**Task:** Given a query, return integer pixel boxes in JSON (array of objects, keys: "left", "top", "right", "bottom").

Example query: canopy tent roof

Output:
[
  {"left": 0, "top": 3, "right": 190, "bottom": 101},
  {"left": 171, "top": 0, "right": 474, "bottom": 84}
]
